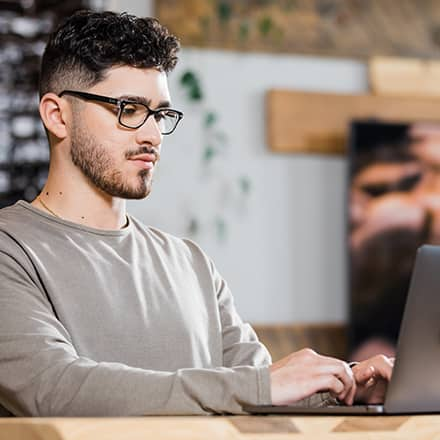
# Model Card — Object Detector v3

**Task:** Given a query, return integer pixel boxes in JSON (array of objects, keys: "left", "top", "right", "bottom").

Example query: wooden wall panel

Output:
[
  {"left": 156, "top": 0, "right": 440, "bottom": 59},
  {"left": 267, "top": 90, "right": 440, "bottom": 154},
  {"left": 253, "top": 323, "right": 347, "bottom": 361},
  {"left": 370, "top": 56, "right": 440, "bottom": 98}
]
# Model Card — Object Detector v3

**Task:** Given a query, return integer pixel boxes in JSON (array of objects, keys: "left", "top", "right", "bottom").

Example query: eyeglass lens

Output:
[{"left": 120, "top": 103, "right": 179, "bottom": 134}]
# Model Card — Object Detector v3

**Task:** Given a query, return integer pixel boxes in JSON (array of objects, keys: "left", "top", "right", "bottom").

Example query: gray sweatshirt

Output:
[
  {"left": 0, "top": 201, "right": 333, "bottom": 417},
  {"left": 0, "top": 201, "right": 272, "bottom": 416}
]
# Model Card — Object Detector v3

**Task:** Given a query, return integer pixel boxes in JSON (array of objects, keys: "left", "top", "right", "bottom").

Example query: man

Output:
[{"left": 0, "top": 10, "right": 392, "bottom": 417}]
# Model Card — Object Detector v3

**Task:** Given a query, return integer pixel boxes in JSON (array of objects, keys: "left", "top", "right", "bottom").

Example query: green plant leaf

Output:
[
  {"left": 203, "top": 145, "right": 217, "bottom": 163},
  {"left": 204, "top": 111, "right": 217, "bottom": 128},
  {"left": 180, "top": 71, "right": 203, "bottom": 101},
  {"left": 258, "top": 16, "right": 273, "bottom": 37},
  {"left": 215, "top": 216, "right": 227, "bottom": 241},
  {"left": 188, "top": 217, "right": 199, "bottom": 236},
  {"left": 217, "top": 1, "right": 232, "bottom": 23},
  {"left": 180, "top": 71, "right": 197, "bottom": 86},
  {"left": 239, "top": 176, "right": 252, "bottom": 195},
  {"left": 239, "top": 22, "right": 249, "bottom": 41},
  {"left": 190, "top": 85, "right": 203, "bottom": 101}
]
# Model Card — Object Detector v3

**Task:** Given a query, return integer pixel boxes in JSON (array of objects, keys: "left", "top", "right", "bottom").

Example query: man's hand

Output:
[
  {"left": 352, "top": 355, "right": 394, "bottom": 404},
  {"left": 269, "top": 348, "right": 356, "bottom": 406}
]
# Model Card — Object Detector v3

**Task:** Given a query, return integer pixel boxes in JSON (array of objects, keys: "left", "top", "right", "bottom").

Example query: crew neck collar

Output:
[{"left": 16, "top": 200, "right": 133, "bottom": 237}]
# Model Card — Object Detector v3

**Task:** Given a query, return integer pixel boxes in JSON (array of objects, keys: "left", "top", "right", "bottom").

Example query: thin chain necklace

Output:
[
  {"left": 38, "top": 196, "right": 128, "bottom": 228},
  {"left": 38, "top": 196, "right": 60, "bottom": 218}
]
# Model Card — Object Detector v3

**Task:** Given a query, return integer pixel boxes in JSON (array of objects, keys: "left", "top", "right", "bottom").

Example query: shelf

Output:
[
  {"left": 266, "top": 89, "right": 440, "bottom": 155},
  {"left": 0, "top": 161, "right": 48, "bottom": 171}
]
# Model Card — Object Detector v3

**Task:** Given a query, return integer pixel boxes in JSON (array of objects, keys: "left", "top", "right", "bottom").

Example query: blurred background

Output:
[{"left": 2, "top": 0, "right": 440, "bottom": 361}]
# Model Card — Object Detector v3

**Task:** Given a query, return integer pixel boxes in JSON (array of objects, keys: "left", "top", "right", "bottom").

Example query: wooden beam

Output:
[
  {"left": 370, "top": 56, "right": 440, "bottom": 98},
  {"left": 253, "top": 323, "right": 347, "bottom": 362},
  {"left": 267, "top": 89, "right": 440, "bottom": 154}
]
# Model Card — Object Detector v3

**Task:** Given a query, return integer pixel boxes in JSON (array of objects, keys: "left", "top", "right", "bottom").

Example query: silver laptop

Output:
[{"left": 244, "top": 244, "right": 440, "bottom": 415}]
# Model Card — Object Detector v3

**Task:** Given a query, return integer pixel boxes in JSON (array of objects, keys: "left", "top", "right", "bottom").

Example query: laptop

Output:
[{"left": 244, "top": 244, "right": 440, "bottom": 415}]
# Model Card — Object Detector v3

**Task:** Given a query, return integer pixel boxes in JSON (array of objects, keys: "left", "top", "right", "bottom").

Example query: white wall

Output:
[{"left": 106, "top": 1, "right": 368, "bottom": 324}]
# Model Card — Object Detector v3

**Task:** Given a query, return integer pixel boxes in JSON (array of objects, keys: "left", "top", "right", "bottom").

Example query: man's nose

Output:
[{"left": 135, "top": 115, "right": 162, "bottom": 147}]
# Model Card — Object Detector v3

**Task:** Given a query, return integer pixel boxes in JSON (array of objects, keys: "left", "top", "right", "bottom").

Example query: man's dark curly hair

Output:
[{"left": 39, "top": 10, "right": 180, "bottom": 98}]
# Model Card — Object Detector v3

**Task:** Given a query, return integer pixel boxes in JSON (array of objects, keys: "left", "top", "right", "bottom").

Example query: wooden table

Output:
[{"left": 1, "top": 415, "right": 440, "bottom": 440}]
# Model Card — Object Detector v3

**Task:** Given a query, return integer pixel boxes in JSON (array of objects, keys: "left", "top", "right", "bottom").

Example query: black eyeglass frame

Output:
[{"left": 58, "top": 90, "right": 183, "bottom": 135}]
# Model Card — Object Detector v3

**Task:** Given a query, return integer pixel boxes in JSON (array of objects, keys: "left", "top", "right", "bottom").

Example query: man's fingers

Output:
[
  {"left": 270, "top": 350, "right": 393, "bottom": 407},
  {"left": 313, "top": 358, "right": 356, "bottom": 403},
  {"left": 355, "top": 365, "right": 376, "bottom": 385},
  {"left": 343, "top": 377, "right": 357, "bottom": 405},
  {"left": 337, "top": 376, "right": 357, "bottom": 405},
  {"left": 269, "top": 348, "right": 368, "bottom": 406},
  {"left": 318, "top": 358, "right": 355, "bottom": 397},
  {"left": 318, "top": 375, "right": 345, "bottom": 397},
  {"left": 354, "top": 355, "right": 393, "bottom": 383},
  {"left": 351, "top": 355, "right": 394, "bottom": 405},
  {"left": 370, "top": 355, "right": 393, "bottom": 380}
]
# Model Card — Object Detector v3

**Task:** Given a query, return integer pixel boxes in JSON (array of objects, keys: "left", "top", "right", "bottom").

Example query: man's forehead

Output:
[{"left": 95, "top": 65, "right": 170, "bottom": 99}]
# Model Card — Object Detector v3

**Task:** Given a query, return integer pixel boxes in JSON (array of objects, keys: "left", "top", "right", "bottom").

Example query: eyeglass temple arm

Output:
[{"left": 59, "top": 90, "right": 120, "bottom": 106}]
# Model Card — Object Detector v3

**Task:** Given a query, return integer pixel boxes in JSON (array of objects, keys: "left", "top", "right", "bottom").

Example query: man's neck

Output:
[{"left": 31, "top": 166, "right": 128, "bottom": 231}]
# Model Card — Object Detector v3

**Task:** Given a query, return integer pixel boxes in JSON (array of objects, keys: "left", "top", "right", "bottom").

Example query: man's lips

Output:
[{"left": 128, "top": 153, "right": 157, "bottom": 170}]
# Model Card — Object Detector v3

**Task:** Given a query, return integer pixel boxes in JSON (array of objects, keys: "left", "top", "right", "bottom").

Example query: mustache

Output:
[{"left": 125, "top": 146, "right": 160, "bottom": 162}]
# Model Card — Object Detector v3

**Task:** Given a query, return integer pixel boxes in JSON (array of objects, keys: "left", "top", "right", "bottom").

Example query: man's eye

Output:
[
  {"left": 395, "top": 173, "right": 422, "bottom": 192},
  {"left": 154, "top": 111, "right": 167, "bottom": 121},
  {"left": 361, "top": 184, "right": 389, "bottom": 197},
  {"left": 122, "top": 105, "right": 138, "bottom": 115},
  {"left": 360, "top": 172, "right": 422, "bottom": 197}
]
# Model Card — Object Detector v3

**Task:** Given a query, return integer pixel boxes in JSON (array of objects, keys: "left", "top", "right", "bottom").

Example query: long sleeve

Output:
[
  {"left": 210, "top": 263, "right": 339, "bottom": 409},
  {"left": 212, "top": 263, "right": 272, "bottom": 369},
  {"left": 0, "top": 244, "right": 269, "bottom": 416}
]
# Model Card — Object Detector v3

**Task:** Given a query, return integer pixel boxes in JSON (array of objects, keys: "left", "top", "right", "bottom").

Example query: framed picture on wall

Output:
[{"left": 348, "top": 119, "right": 440, "bottom": 360}]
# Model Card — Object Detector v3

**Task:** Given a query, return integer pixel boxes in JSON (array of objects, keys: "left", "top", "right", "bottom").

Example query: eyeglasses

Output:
[{"left": 58, "top": 90, "right": 183, "bottom": 135}]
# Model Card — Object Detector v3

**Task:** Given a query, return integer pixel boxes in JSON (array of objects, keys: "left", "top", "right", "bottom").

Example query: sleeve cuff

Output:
[{"left": 256, "top": 366, "right": 272, "bottom": 405}]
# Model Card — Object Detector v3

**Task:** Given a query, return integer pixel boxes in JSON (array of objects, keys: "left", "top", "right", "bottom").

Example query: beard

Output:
[{"left": 70, "top": 118, "right": 155, "bottom": 199}]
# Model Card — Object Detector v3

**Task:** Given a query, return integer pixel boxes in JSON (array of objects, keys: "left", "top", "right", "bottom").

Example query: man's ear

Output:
[{"left": 39, "top": 93, "right": 70, "bottom": 140}]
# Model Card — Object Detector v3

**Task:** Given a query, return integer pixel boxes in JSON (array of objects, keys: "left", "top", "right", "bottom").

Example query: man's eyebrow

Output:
[{"left": 117, "top": 95, "right": 171, "bottom": 109}]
